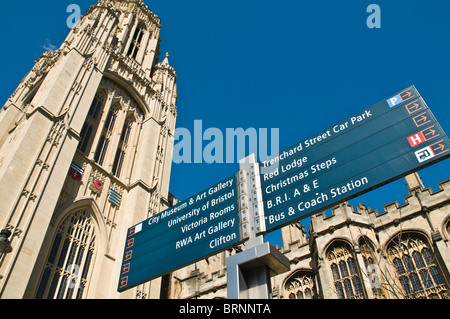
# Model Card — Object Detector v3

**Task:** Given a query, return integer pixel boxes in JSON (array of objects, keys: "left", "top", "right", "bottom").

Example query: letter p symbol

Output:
[{"left": 387, "top": 95, "right": 401, "bottom": 108}]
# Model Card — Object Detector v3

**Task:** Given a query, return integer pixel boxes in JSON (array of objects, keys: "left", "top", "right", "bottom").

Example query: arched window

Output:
[
  {"left": 83, "top": 80, "right": 144, "bottom": 180},
  {"left": 326, "top": 242, "right": 364, "bottom": 299},
  {"left": 447, "top": 221, "right": 450, "bottom": 239},
  {"left": 360, "top": 240, "right": 386, "bottom": 298},
  {"left": 284, "top": 270, "right": 318, "bottom": 299},
  {"left": 127, "top": 25, "right": 145, "bottom": 60},
  {"left": 35, "top": 209, "right": 96, "bottom": 299},
  {"left": 94, "top": 105, "right": 119, "bottom": 166},
  {"left": 78, "top": 92, "right": 105, "bottom": 154},
  {"left": 112, "top": 117, "right": 134, "bottom": 178},
  {"left": 387, "top": 234, "right": 448, "bottom": 299}
]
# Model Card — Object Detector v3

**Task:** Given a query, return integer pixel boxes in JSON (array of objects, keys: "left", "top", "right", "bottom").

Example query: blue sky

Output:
[{"left": 1, "top": 0, "right": 450, "bottom": 246}]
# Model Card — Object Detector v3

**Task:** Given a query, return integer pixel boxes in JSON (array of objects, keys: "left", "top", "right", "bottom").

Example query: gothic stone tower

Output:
[{"left": 0, "top": 0, "right": 177, "bottom": 298}]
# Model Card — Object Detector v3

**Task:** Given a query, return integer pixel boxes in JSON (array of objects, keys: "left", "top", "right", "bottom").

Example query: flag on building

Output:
[
  {"left": 89, "top": 176, "right": 103, "bottom": 194},
  {"left": 68, "top": 162, "right": 84, "bottom": 180},
  {"left": 109, "top": 188, "right": 122, "bottom": 207}
]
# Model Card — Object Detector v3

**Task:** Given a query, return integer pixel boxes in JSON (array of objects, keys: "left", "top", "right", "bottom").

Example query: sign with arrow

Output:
[
  {"left": 118, "top": 175, "right": 243, "bottom": 292},
  {"left": 117, "top": 85, "right": 450, "bottom": 293},
  {"left": 259, "top": 86, "right": 450, "bottom": 232}
]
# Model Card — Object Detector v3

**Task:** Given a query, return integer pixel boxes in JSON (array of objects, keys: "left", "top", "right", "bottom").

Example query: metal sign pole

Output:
[{"left": 227, "top": 154, "right": 290, "bottom": 299}]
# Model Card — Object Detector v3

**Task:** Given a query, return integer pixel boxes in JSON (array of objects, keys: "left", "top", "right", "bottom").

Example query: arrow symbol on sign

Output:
[
  {"left": 413, "top": 112, "right": 431, "bottom": 127},
  {"left": 405, "top": 100, "right": 423, "bottom": 114},
  {"left": 417, "top": 115, "right": 428, "bottom": 122},
  {"left": 434, "top": 144, "right": 446, "bottom": 152},
  {"left": 401, "top": 91, "right": 412, "bottom": 99},
  {"left": 424, "top": 128, "right": 436, "bottom": 137}
]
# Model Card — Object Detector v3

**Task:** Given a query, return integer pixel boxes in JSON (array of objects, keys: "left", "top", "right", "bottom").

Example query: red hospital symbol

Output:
[
  {"left": 407, "top": 132, "right": 426, "bottom": 147},
  {"left": 407, "top": 126, "right": 440, "bottom": 148}
]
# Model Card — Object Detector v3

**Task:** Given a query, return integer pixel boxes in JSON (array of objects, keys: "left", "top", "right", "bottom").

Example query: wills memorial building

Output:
[{"left": 0, "top": 0, "right": 449, "bottom": 299}]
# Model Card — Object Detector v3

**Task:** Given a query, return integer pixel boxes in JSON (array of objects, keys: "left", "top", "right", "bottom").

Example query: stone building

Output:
[
  {"left": 169, "top": 173, "right": 450, "bottom": 299},
  {"left": 1, "top": 0, "right": 449, "bottom": 300},
  {"left": 0, "top": 0, "right": 178, "bottom": 298}
]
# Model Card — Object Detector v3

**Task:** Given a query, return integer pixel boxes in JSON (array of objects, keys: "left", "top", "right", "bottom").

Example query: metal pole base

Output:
[{"left": 226, "top": 242, "right": 290, "bottom": 299}]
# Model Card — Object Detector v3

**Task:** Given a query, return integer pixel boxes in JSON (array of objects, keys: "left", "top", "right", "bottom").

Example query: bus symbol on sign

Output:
[
  {"left": 415, "top": 146, "right": 434, "bottom": 163},
  {"left": 414, "top": 140, "right": 450, "bottom": 163}
]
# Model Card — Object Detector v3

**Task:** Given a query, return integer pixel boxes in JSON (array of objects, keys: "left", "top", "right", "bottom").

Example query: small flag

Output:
[
  {"left": 109, "top": 188, "right": 122, "bottom": 207},
  {"left": 69, "top": 162, "right": 84, "bottom": 180},
  {"left": 89, "top": 176, "right": 103, "bottom": 194}
]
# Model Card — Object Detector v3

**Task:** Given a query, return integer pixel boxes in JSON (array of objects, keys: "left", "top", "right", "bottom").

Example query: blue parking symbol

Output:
[{"left": 387, "top": 94, "right": 402, "bottom": 108}]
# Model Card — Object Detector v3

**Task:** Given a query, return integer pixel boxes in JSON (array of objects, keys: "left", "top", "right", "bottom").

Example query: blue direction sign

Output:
[
  {"left": 260, "top": 86, "right": 450, "bottom": 232},
  {"left": 118, "top": 175, "right": 242, "bottom": 292}
]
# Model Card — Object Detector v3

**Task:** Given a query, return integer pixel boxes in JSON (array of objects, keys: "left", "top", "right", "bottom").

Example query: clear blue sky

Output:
[{"left": 1, "top": 0, "right": 450, "bottom": 246}]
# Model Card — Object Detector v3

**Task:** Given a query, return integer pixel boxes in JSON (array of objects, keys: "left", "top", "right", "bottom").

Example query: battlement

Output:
[
  {"left": 310, "top": 202, "right": 371, "bottom": 236},
  {"left": 309, "top": 177, "right": 450, "bottom": 236}
]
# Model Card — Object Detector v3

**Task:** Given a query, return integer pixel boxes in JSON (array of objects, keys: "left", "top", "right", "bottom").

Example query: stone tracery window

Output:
[
  {"left": 388, "top": 234, "right": 448, "bottom": 299},
  {"left": 112, "top": 117, "right": 134, "bottom": 178},
  {"left": 360, "top": 240, "right": 386, "bottom": 298},
  {"left": 94, "top": 104, "right": 119, "bottom": 166},
  {"left": 285, "top": 270, "right": 317, "bottom": 299},
  {"left": 80, "top": 80, "right": 144, "bottom": 181},
  {"left": 447, "top": 221, "right": 450, "bottom": 241},
  {"left": 127, "top": 25, "right": 145, "bottom": 60},
  {"left": 35, "top": 209, "right": 96, "bottom": 299},
  {"left": 326, "top": 242, "right": 364, "bottom": 299},
  {"left": 78, "top": 91, "right": 105, "bottom": 154}
]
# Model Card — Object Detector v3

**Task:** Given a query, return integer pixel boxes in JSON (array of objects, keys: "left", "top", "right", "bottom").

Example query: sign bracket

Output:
[{"left": 226, "top": 154, "right": 290, "bottom": 299}]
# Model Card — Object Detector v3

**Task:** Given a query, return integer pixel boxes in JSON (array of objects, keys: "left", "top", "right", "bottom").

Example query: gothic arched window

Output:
[
  {"left": 387, "top": 234, "right": 448, "bottom": 299},
  {"left": 112, "top": 117, "right": 134, "bottom": 178},
  {"left": 127, "top": 25, "right": 145, "bottom": 60},
  {"left": 285, "top": 270, "right": 318, "bottom": 299},
  {"left": 35, "top": 209, "right": 96, "bottom": 299},
  {"left": 78, "top": 92, "right": 106, "bottom": 154},
  {"left": 94, "top": 105, "right": 119, "bottom": 166},
  {"left": 326, "top": 242, "right": 364, "bottom": 299},
  {"left": 360, "top": 240, "right": 386, "bottom": 298}
]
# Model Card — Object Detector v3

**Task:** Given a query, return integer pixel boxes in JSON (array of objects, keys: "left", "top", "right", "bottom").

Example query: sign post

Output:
[
  {"left": 259, "top": 86, "right": 450, "bottom": 234},
  {"left": 118, "top": 175, "right": 243, "bottom": 292},
  {"left": 118, "top": 85, "right": 449, "bottom": 299},
  {"left": 226, "top": 154, "right": 290, "bottom": 299}
]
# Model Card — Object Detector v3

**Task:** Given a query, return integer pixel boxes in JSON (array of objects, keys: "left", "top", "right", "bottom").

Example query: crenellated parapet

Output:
[
  {"left": 269, "top": 175, "right": 450, "bottom": 299},
  {"left": 310, "top": 202, "right": 373, "bottom": 238},
  {"left": 308, "top": 178, "right": 450, "bottom": 238}
]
